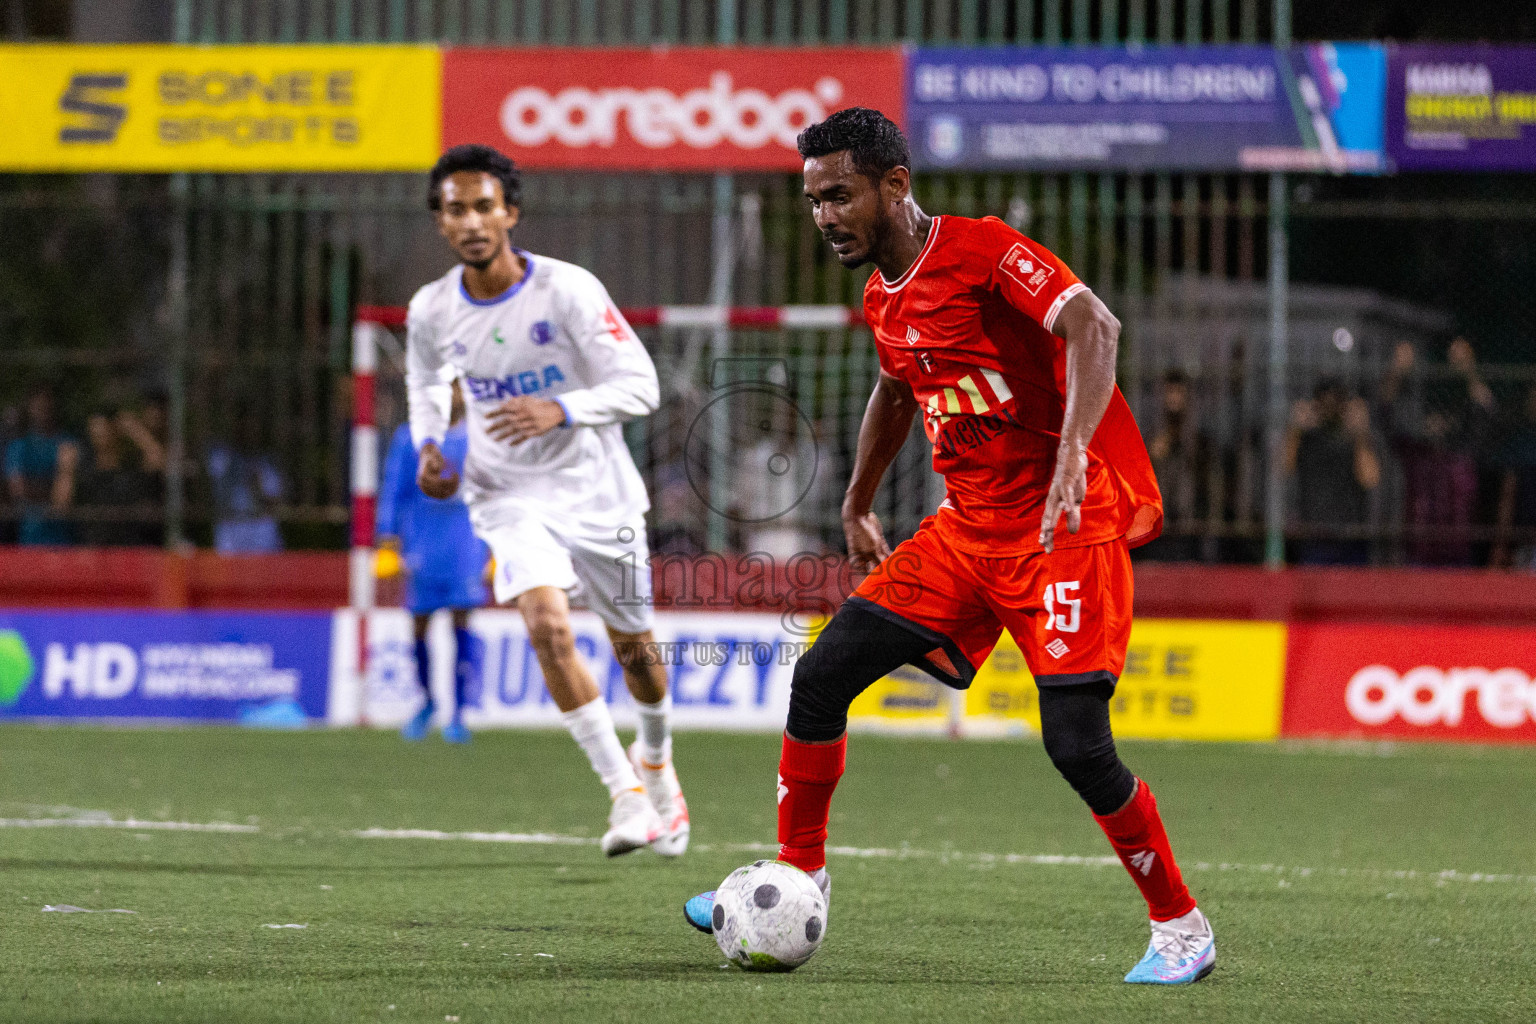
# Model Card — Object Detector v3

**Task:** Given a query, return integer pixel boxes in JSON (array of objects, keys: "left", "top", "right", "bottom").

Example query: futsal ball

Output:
[{"left": 711, "top": 860, "right": 827, "bottom": 972}]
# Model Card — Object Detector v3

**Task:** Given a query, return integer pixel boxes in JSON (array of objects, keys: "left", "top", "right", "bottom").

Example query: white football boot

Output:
[
  {"left": 628, "top": 740, "right": 690, "bottom": 857},
  {"left": 600, "top": 788, "right": 663, "bottom": 858},
  {"left": 1123, "top": 907, "right": 1216, "bottom": 984}
]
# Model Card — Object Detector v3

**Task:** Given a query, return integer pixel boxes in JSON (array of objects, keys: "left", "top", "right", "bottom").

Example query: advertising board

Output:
[
  {"left": 0, "top": 44, "right": 440, "bottom": 171},
  {"left": 1284, "top": 623, "right": 1536, "bottom": 743},
  {"left": 961, "top": 618, "right": 1286, "bottom": 740},
  {"left": 847, "top": 618, "right": 1286, "bottom": 740},
  {"left": 441, "top": 46, "right": 905, "bottom": 171},
  {"left": 1386, "top": 44, "right": 1536, "bottom": 171},
  {"left": 334, "top": 608, "right": 801, "bottom": 730},
  {"left": 907, "top": 43, "right": 1384, "bottom": 172},
  {"left": 0, "top": 610, "right": 332, "bottom": 723}
]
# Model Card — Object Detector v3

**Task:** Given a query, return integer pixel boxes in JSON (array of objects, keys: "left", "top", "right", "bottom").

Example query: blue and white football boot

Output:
[
  {"left": 685, "top": 865, "right": 829, "bottom": 934},
  {"left": 1123, "top": 907, "right": 1216, "bottom": 984}
]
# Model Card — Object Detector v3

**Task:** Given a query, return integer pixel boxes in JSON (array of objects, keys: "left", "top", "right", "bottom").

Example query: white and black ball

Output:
[{"left": 711, "top": 860, "right": 827, "bottom": 972}]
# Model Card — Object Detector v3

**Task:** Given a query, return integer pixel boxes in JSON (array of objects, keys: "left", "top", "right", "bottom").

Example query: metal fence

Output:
[{"left": 5, "top": 1, "right": 1536, "bottom": 568}]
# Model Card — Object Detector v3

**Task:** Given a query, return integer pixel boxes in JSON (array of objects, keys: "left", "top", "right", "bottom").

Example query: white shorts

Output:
[{"left": 470, "top": 502, "right": 654, "bottom": 635}]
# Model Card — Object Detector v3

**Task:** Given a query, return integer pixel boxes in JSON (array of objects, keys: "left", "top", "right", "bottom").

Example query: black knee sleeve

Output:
[
  {"left": 785, "top": 602, "right": 936, "bottom": 742},
  {"left": 1038, "top": 682, "right": 1137, "bottom": 816}
]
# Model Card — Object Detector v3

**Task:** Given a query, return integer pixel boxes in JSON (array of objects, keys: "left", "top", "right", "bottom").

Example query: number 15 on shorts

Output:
[{"left": 1044, "top": 581, "right": 1081, "bottom": 633}]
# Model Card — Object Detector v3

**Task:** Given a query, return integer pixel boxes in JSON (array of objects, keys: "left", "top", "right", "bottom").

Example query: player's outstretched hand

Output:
[
  {"left": 1039, "top": 443, "right": 1088, "bottom": 554},
  {"left": 486, "top": 397, "right": 566, "bottom": 444},
  {"left": 843, "top": 509, "right": 892, "bottom": 571},
  {"left": 417, "top": 441, "right": 460, "bottom": 500}
]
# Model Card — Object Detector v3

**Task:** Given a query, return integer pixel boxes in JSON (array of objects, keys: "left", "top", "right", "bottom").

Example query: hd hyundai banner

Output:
[
  {"left": 0, "top": 611, "right": 333, "bottom": 723},
  {"left": 1283, "top": 623, "right": 1536, "bottom": 744},
  {"left": 907, "top": 43, "right": 1385, "bottom": 172},
  {"left": 440, "top": 47, "right": 905, "bottom": 171},
  {"left": 1387, "top": 44, "right": 1536, "bottom": 171}
]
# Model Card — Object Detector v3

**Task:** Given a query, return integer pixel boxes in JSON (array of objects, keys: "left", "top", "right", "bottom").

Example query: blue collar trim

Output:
[{"left": 459, "top": 251, "right": 533, "bottom": 307}]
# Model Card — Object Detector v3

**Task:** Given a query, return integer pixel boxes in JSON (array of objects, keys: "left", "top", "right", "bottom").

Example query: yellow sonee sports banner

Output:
[
  {"left": 0, "top": 45, "right": 440, "bottom": 171},
  {"left": 849, "top": 618, "right": 1287, "bottom": 742},
  {"left": 963, "top": 619, "right": 1287, "bottom": 741}
]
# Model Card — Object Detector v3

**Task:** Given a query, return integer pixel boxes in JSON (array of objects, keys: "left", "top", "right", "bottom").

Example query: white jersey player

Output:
[{"left": 405, "top": 144, "right": 688, "bottom": 857}]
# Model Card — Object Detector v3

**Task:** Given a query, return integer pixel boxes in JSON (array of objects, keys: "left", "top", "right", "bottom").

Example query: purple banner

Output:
[
  {"left": 1388, "top": 44, "right": 1536, "bottom": 171},
  {"left": 908, "top": 44, "right": 1386, "bottom": 173}
]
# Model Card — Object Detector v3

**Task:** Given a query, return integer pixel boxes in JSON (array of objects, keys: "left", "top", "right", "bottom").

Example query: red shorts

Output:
[{"left": 849, "top": 517, "right": 1133, "bottom": 688}]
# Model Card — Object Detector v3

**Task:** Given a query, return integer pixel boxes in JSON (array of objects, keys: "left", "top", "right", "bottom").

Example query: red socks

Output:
[
  {"left": 1093, "top": 779, "right": 1197, "bottom": 921},
  {"left": 773, "top": 736, "right": 1193, "bottom": 922},
  {"left": 776, "top": 733, "right": 846, "bottom": 872}
]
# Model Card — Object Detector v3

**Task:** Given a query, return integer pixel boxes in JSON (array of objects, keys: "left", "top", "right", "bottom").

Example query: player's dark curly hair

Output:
[
  {"left": 796, "top": 107, "right": 910, "bottom": 183},
  {"left": 427, "top": 144, "right": 522, "bottom": 211}
]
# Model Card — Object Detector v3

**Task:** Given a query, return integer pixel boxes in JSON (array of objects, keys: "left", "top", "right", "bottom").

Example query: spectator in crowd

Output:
[
  {"left": 3, "top": 389, "right": 77, "bottom": 546},
  {"left": 1379, "top": 339, "right": 1493, "bottom": 566},
  {"left": 648, "top": 399, "right": 707, "bottom": 556},
  {"left": 732, "top": 397, "right": 826, "bottom": 561},
  {"left": 1491, "top": 382, "right": 1536, "bottom": 569},
  {"left": 1285, "top": 379, "right": 1380, "bottom": 565},
  {"left": 117, "top": 400, "right": 167, "bottom": 492},
  {"left": 206, "top": 418, "right": 285, "bottom": 555},
  {"left": 1140, "top": 369, "right": 1206, "bottom": 561},
  {"left": 0, "top": 402, "right": 19, "bottom": 544},
  {"left": 75, "top": 408, "right": 160, "bottom": 546}
]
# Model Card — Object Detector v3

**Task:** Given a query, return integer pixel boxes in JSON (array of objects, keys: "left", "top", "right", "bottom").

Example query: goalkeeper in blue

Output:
[{"left": 377, "top": 380, "right": 489, "bottom": 743}]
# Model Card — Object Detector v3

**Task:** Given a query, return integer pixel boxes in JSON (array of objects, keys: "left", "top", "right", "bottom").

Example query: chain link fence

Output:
[{"left": 4, "top": 1, "right": 1535, "bottom": 568}]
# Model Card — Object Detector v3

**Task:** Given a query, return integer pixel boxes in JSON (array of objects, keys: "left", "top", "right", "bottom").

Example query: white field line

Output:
[
  {"left": 351, "top": 827, "right": 593, "bottom": 845},
  {"left": 0, "top": 816, "right": 258, "bottom": 833},
  {"left": 349, "top": 828, "right": 1536, "bottom": 887},
  {"left": 3, "top": 813, "right": 1530, "bottom": 889}
]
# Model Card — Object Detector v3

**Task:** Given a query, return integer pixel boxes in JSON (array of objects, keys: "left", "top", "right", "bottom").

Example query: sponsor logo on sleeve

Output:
[{"left": 999, "top": 241, "right": 1056, "bottom": 296}]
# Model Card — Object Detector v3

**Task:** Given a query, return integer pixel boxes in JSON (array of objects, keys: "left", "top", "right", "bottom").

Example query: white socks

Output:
[
  {"left": 561, "top": 698, "right": 642, "bottom": 799},
  {"left": 634, "top": 693, "right": 672, "bottom": 767}
]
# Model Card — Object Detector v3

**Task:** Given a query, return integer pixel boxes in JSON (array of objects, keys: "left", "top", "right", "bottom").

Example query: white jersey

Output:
[{"left": 405, "top": 251, "right": 658, "bottom": 523}]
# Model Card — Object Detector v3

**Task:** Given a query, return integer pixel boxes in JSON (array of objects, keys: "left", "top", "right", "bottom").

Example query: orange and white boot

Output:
[{"left": 628, "top": 740, "right": 690, "bottom": 857}]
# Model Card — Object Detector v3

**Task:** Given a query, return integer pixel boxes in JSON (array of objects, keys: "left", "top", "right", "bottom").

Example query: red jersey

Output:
[{"left": 863, "top": 215, "right": 1162, "bottom": 556}]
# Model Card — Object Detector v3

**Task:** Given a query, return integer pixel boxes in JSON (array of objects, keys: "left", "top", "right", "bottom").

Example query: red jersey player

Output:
[{"left": 683, "top": 108, "right": 1214, "bottom": 984}]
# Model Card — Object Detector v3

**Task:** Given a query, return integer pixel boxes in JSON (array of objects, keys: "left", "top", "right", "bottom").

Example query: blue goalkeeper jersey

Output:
[{"left": 377, "top": 422, "right": 489, "bottom": 591}]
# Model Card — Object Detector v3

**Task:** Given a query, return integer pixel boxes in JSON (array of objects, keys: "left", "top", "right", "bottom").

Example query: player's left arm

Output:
[
  {"left": 486, "top": 274, "right": 659, "bottom": 443},
  {"left": 1039, "top": 289, "right": 1120, "bottom": 553},
  {"left": 376, "top": 426, "right": 414, "bottom": 540}
]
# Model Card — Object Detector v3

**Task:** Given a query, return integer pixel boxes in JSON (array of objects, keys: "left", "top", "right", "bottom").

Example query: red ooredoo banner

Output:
[
  {"left": 441, "top": 47, "right": 905, "bottom": 171},
  {"left": 1284, "top": 623, "right": 1536, "bottom": 744}
]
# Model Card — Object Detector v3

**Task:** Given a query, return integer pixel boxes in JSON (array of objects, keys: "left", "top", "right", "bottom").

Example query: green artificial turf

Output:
[{"left": 1, "top": 726, "right": 1533, "bottom": 1023}]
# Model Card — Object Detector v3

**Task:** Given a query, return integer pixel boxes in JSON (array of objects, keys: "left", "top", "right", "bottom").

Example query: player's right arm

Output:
[
  {"left": 404, "top": 289, "right": 460, "bottom": 500},
  {"left": 1039, "top": 289, "right": 1120, "bottom": 553},
  {"left": 971, "top": 218, "right": 1118, "bottom": 552},
  {"left": 842, "top": 369, "right": 919, "bottom": 569}
]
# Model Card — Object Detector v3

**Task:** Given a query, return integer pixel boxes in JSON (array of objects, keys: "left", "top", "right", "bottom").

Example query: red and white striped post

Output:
[
  {"left": 620, "top": 305, "right": 865, "bottom": 330},
  {"left": 349, "top": 318, "right": 380, "bottom": 725}
]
